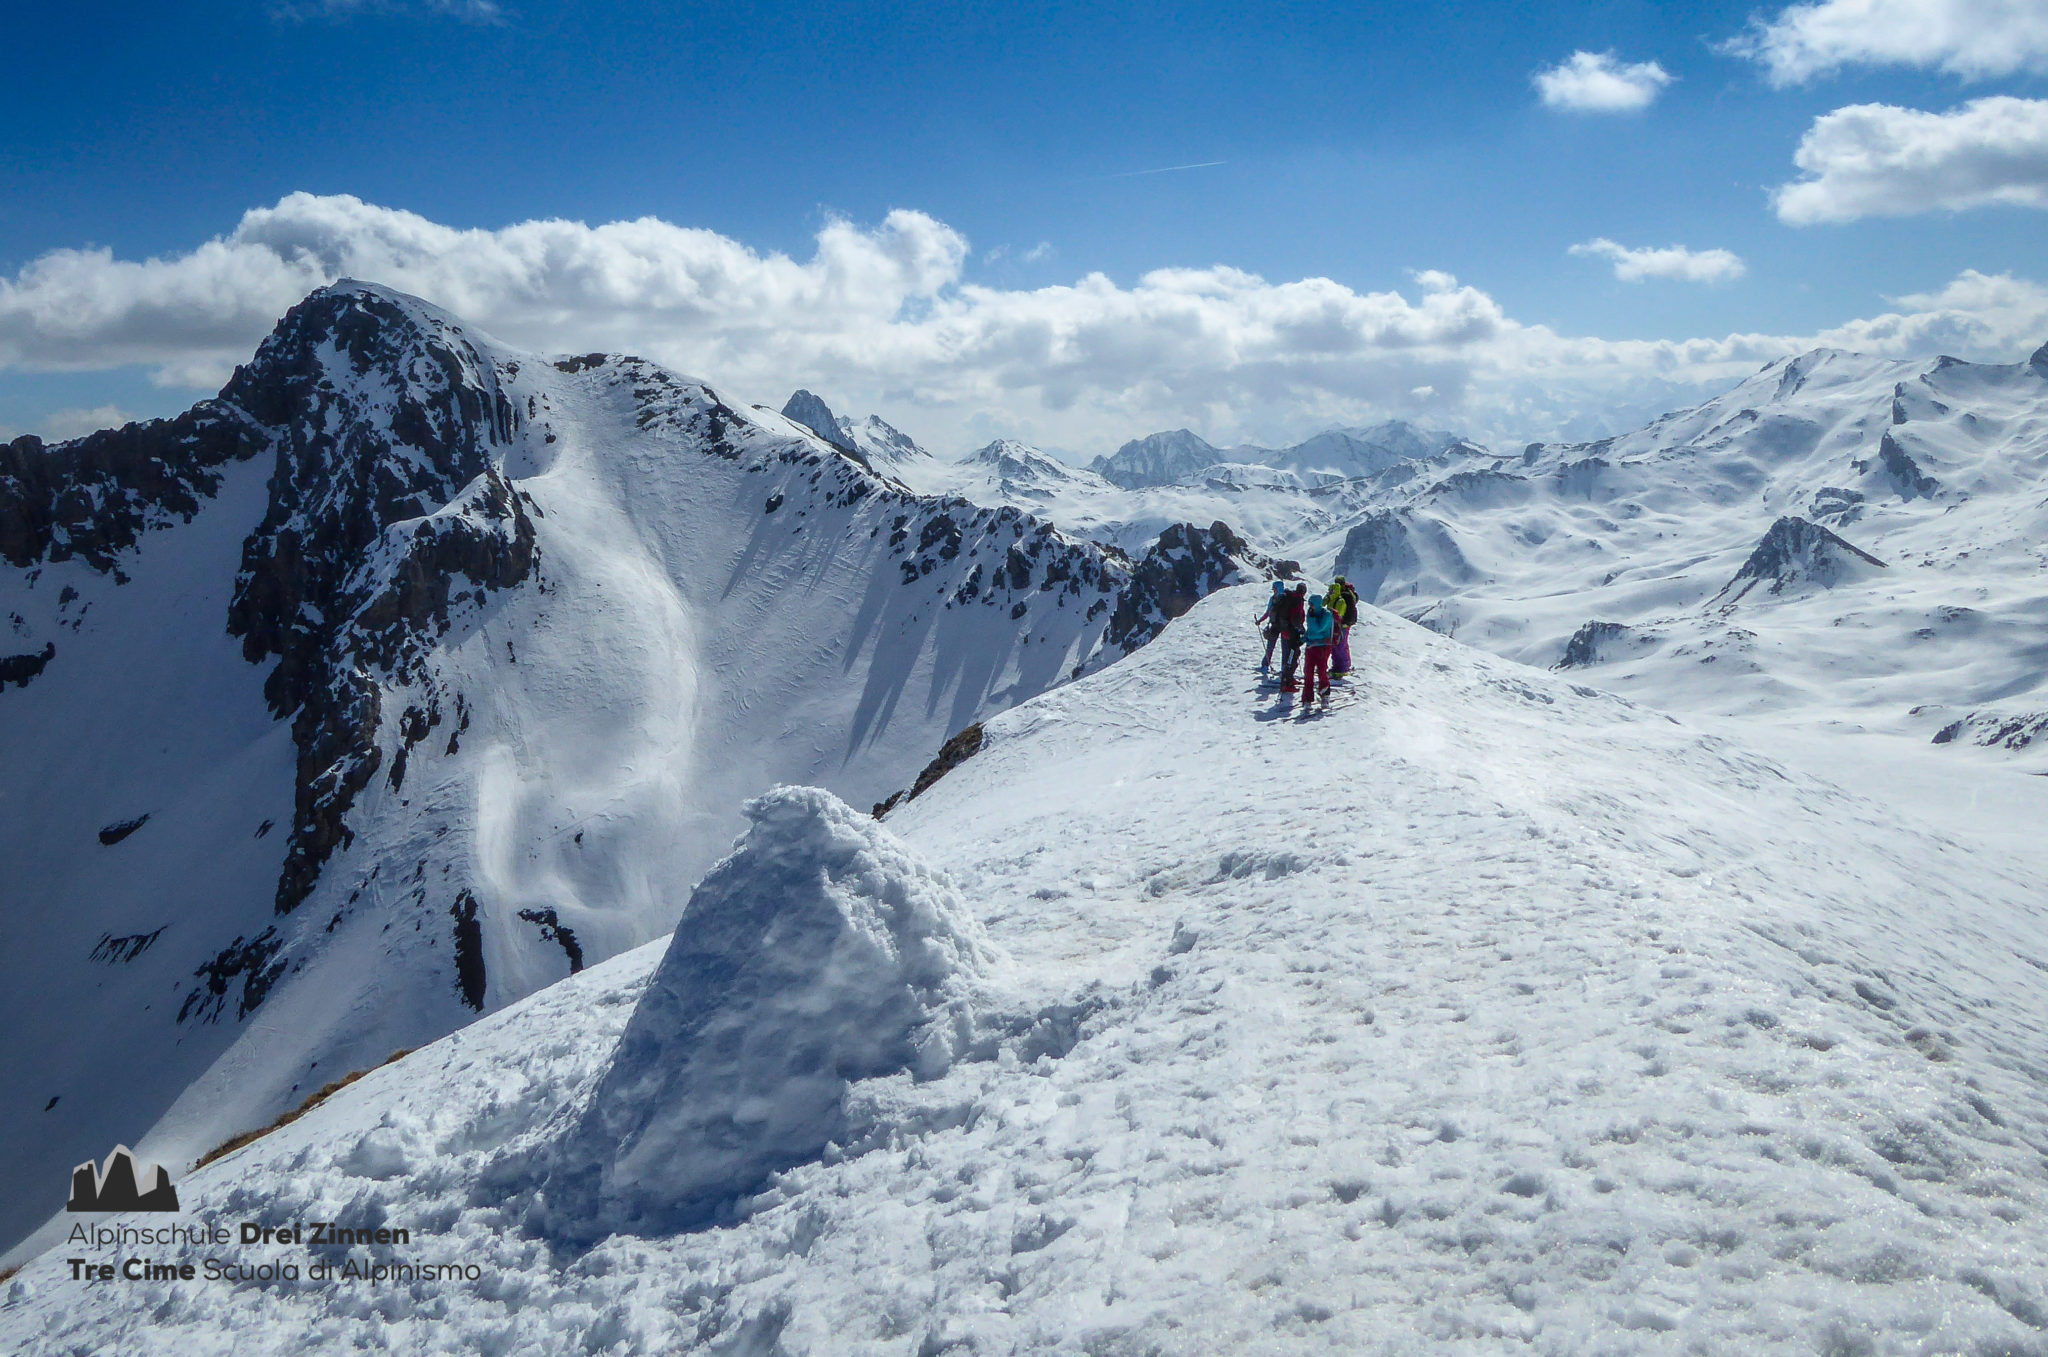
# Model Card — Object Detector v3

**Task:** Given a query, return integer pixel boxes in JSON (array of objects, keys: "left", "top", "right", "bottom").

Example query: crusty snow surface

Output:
[{"left": 8, "top": 587, "right": 2046, "bottom": 1355}]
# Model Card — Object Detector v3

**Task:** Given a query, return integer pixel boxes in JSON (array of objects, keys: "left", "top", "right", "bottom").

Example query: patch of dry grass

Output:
[{"left": 192, "top": 1048, "right": 415, "bottom": 1172}]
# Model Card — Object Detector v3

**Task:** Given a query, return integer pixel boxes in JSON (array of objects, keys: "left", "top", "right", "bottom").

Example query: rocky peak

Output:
[
  {"left": 1713, "top": 515, "right": 1886, "bottom": 606},
  {"left": 780, "top": 389, "right": 858, "bottom": 456},
  {"left": 218, "top": 283, "right": 539, "bottom": 925},
  {"left": 1091, "top": 429, "right": 1224, "bottom": 489}
]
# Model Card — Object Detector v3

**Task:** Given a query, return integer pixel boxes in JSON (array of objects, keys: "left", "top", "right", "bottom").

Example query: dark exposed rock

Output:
[
  {"left": 1809, "top": 487, "right": 1865, "bottom": 525},
  {"left": 451, "top": 890, "right": 487, "bottom": 1011},
  {"left": 1933, "top": 711, "right": 2048, "bottom": 752},
  {"left": 1713, "top": 516, "right": 1886, "bottom": 606},
  {"left": 1852, "top": 431, "right": 1940, "bottom": 500},
  {"left": 90, "top": 928, "right": 166, "bottom": 964},
  {"left": 0, "top": 641, "right": 55, "bottom": 689},
  {"left": 180, "top": 928, "right": 287, "bottom": 1023},
  {"left": 2030, "top": 338, "right": 2048, "bottom": 376},
  {"left": 1555, "top": 621, "right": 1634, "bottom": 670},
  {"left": 0, "top": 407, "right": 265, "bottom": 574},
  {"left": 1333, "top": 509, "right": 1476, "bottom": 604},
  {"left": 519, "top": 907, "right": 585, "bottom": 974},
  {"left": 222, "top": 285, "right": 535, "bottom": 916},
  {"left": 1104, "top": 521, "right": 1295, "bottom": 654},
  {"left": 873, "top": 722, "right": 985, "bottom": 819},
  {"left": 97, "top": 815, "right": 150, "bottom": 846},
  {"left": 780, "top": 390, "right": 861, "bottom": 460}
]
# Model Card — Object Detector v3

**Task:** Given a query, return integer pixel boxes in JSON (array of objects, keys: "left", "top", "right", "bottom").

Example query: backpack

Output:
[{"left": 1340, "top": 582, "right": 1359, "bottom": 625}]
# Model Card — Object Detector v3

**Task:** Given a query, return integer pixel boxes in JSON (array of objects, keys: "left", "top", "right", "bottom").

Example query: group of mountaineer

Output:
[{"left": 1256, "top": 576, "right": 1361, "bottom": 707}]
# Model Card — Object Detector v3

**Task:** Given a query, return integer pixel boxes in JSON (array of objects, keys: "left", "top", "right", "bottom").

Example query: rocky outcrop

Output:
[
  {"left": 872, "top": 722, "right": 985, "bottom": 819},
  {"left": 1091, "top": 430, "right": 1226, "bottom": 488},
  {"left": 1103, "top": 520, "right": 1296, "bottom": 656},
  {"left": 0, "top": 640, "right": 55, "bottom": 689},
  {"left": 1932, "top": 710, "right": 2048, "bottom": 753},
  {"left": 1853, "top": 430, "right": 1940, "bottom": 500},
  {"left": 1713, "top": 516, "right": 1886, "bottom": 606},
  {"left": 1, "top": 408, "right": 265, "bottom": 575},
  {"left": 780, "top": 389, "right": 860, "bottom": 457},
  {"left": 1555, "top": 621, "right": 1635, "bottom": 670},
  {"left": 221, "top": 285, "right": 538, "bottom": 918}
]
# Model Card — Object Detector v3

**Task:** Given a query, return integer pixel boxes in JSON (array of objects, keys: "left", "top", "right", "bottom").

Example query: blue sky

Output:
[{"left": 3, "top": 0, "right": 2045, "bottom": 451}]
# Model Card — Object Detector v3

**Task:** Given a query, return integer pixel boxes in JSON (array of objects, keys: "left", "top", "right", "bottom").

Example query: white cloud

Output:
[
  {"left": 1723, "top": 0, "right": 2048, "bottom": 84},
  {"left": 1, "top": 193, "right": 2044, "bottom": 450},
  {"left": 36, "top": 406, "right": 136, "bottom": 440},
  {"left": 1774, "top": 97, "right": 2048, "bottom": 223},
  {"left": 1533, "top": 52, "right": 1674, "bottom": 113},
  {"left": 1569, "top": 239, "right": 1748, "bottom": 283}
]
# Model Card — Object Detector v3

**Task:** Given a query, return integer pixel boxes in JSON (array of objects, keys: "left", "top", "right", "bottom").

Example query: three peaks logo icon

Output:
[{"left": 67, "top": 1145, "right": 179, "bottom": 1213}]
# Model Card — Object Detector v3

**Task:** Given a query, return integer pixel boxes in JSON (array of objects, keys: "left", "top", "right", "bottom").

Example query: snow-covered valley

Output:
[{"left": 5, "top": 588, "right": 2045, "bottom": 1354}]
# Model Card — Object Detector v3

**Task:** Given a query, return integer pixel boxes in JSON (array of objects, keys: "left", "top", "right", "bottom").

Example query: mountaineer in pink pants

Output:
[{"left": 1300, "top": 594, "right": 1337, "bottom": 704}]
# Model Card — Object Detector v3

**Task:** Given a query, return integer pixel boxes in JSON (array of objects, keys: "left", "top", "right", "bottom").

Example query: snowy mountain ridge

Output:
[
  {"left": 1089, "top": 420, "right": 1473, "bottom": 489},
  {"left": 0, "top": 282, "right": 1285, "bottom": 1258}
]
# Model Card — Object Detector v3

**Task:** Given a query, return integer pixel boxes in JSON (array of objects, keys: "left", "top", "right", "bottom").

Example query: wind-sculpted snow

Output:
[
  {"left": 10, "top": 587, "right": 2044, "bottom": 1353},
  {"left": 543, "top": 786, "right": 998, "bottom": 1239}
]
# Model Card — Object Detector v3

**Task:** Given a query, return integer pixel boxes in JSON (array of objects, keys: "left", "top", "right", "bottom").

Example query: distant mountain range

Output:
[{"left": 1091, "top": 421, "right": 1479, "bottom": 488}]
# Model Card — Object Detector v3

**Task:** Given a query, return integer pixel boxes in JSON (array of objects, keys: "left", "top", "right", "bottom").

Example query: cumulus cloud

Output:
[
  {"left": 1569, "top": 239, "right": 1748, "bottom": 283},
  {"left": 1723, "top": 0, "right": 2048, "bottom": 84},
  {"left": 0, "top": 193, "right": 2043, "bottom": 449},
  {"left": 1533, "top": 52, "right": 1674, "bottom": 113},
  {"left": 1774, "top": 97, "right": 2048, "bottom": 223}
]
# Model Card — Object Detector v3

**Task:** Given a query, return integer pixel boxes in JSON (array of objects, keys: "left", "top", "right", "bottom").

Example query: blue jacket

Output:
[{"left": 1302, "top": 600, "right": 1337, "bottom": 647}]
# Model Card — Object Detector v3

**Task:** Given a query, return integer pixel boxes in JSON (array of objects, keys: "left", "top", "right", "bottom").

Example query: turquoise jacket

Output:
[{"left": 1302, "top": 599, "right": 1337, "bottom": 647}]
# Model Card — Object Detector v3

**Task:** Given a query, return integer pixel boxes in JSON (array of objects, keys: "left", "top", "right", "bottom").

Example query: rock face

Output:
[
  {"left": 221, "top": 286, "right": 540, "bottom": 919},
  {"left": 545, "top": 787, "right": 996, "bottom": 1239},
  {"left": 1861, "top": 430, "right": 1940, "bottom": 500},
  {"left": 1, "top": 406, "right": 264, "bottom": 576},
  {"left": 837, "top": 413, "right": 928, "bottom": 468},
  {"left": 1103, "top": 521, "right": 1297, "bottom": 655},
  {"left": 0, "top": 641, "right": 55, "bottom": 689},
  {"left": 1713, "top": 516, "right": 1887, "bottom": 605},
  {"left": 780, "top": 390, "right": 859, "bottom": 456}
]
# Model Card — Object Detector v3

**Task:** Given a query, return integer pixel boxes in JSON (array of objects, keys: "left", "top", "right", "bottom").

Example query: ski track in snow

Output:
[{"left": 7, "top": 587, "right": 2046, "bottom": 1355}]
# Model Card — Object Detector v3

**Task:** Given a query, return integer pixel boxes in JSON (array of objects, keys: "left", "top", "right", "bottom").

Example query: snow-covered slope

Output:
[
  {"left": 10, "top": 586, "right": 2044, "bottom": 1353},
  {"left": 0, "top": 283, "right": 1281, "bottom": 1257}
]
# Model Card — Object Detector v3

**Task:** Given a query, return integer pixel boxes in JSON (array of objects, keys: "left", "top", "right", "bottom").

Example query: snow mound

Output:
[{"left": 545, "top": 785, "right": 998, "bottom": 1237}]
